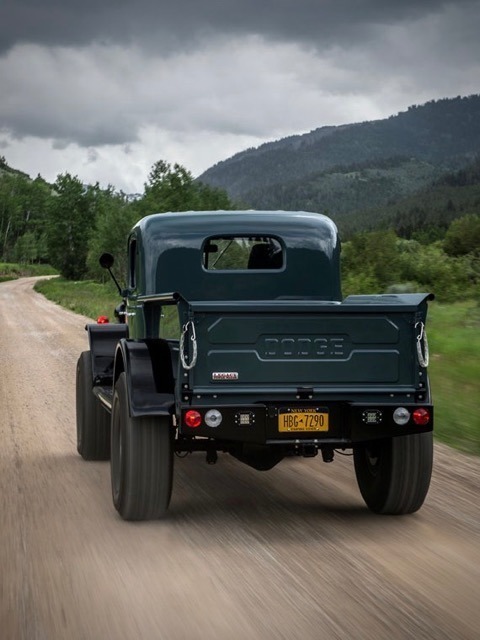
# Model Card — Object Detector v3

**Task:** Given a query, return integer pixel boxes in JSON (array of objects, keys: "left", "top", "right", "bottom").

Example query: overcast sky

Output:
[{"left": 1, "top": 0, "right": 479, "bottom": 193}]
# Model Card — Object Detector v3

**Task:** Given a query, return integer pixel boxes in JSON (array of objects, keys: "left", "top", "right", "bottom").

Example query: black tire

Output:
[
  {"left": 110, "top": 372, "right": 173, "bottom": 521},
  {"left": 76, "top": 351, "right": 111, "bottom": 460},
  {"left": 353, "top": 432, "right": 433, "bottom": 515}
]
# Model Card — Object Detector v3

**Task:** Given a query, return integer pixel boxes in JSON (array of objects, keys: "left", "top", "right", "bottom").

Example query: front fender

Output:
[{"left": 86, "top": 323, "right": 129, "bottom": 385}]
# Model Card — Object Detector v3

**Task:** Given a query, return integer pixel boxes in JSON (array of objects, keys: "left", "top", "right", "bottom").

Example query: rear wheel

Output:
[
  {"left": 110, "top": 372, "right": 173, "bottom": 521},
  {"left": 76, "top": 351, "right": 110, "bottom": 460},
  {"left": 353, "top": 432, "right": 433, "bottom": 514}
]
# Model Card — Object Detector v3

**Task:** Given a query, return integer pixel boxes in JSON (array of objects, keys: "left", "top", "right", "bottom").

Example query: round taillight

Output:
[
  {"left": 393, "top": 407, "right": 411, "bottom": 426},
  {"left": 205, "top": 409, "right": 222, "bottom": 428},
  {"left": 184, "top": 410, "right": 202, "bottom": 428},
  {"left": 97, "top": 315, "right": 109, "bottom": 324},
  {"left": 412, "top": 408, "right": 430, "bottom": 426}
]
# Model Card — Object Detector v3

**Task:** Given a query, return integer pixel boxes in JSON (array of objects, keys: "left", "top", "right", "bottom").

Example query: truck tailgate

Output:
[{"left": 183, "top": 295, "right": 431, "bottom": 395}]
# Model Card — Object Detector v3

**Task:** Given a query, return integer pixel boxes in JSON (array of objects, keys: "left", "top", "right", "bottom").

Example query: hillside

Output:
[
  {"left": 198, "top": 95, "right": 480, "bottom": 219},
  {"left": 343, "top": 157, "right": 480, "bottom": 238},
  {"left": 0, "top": 156, "right": 30, "bottom": 180}
]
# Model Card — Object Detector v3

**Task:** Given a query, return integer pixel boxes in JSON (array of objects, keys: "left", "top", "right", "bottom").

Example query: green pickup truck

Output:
[{"left": 76, "top": 210, "right": 433, "bottom": 520}]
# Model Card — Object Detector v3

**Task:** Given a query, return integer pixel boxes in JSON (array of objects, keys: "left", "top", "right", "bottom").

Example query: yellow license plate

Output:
[{"left": 278, "top": 410, "right": 329, "bottom": 432}]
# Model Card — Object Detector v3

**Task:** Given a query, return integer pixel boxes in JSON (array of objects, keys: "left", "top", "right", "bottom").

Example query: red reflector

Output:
[
  {"left": 412, "top": 408, "right": 430, "bottom": 426},
  {"left": 97, "top": 315, "right": 109, "bottom": 324},
  {"left": 184, "top": 410, "right": 202, "bottom": 428}
]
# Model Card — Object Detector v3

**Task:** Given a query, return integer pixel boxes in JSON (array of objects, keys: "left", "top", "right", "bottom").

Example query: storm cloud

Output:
[
  {"left": 1, "top": 0, "right": 479, "bottom": 191},
  {"left": 1, "top": 0, "right": 477, "bottom": 53}
]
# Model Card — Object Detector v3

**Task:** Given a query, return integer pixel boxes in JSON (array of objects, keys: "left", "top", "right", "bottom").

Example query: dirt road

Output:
[{"left": 1, "top": 277, "right": 479, "bottom": 640}]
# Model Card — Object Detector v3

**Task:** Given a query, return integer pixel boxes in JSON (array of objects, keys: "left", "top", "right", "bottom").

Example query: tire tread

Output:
[
  {"left": 354, "top": 432, "right": 433, "bottom": 515},
  {"left": 111, "top": 373, "right": 173, "bottom": 520}
]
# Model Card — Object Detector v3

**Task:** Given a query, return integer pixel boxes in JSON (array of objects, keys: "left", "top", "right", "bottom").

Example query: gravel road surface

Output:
[{"left": 1, "top": 277, "right": 479, "bottom": 639}]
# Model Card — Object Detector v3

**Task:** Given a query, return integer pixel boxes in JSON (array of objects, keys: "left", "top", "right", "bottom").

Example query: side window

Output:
[
  {"left": 128, "top": 239, "right": 137, "bottom": 289},
  {"left": 203, "top": 236, "right": 284, "bottom": 270}
]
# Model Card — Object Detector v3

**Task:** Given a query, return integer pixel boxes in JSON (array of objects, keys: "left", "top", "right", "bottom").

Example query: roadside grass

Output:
[
  {"left": 33, "top": 277, "right": 480, "bottom": 455},
  {"left": 426, "top": 300, "right": 480, "bottom": 455},
  {"left": 34, "top": 277, "right": 120, "bottom": 319},
  {"left": 0, "top": 262, "right": 57, "bottom": 282}
]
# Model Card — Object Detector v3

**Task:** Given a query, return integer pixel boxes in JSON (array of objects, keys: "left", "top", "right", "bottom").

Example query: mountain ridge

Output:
[{"left": 198, "top": 95, "right": 480, "bottom": 220}]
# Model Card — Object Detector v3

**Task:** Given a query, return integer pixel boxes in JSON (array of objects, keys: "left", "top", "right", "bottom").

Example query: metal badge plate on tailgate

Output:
[{"left": 278, "top": 408, "right": 329, "bottom": 433}]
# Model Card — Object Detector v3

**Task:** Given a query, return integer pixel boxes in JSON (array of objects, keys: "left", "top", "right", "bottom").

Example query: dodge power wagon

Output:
[{"left": 76, "top": 210, "right": 434, "bottom": 520}]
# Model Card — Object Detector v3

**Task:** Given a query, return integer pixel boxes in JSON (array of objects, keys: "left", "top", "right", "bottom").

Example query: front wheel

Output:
[
  {"left": 353, "top": 432, "right": 433, "bottom": 515},
  {"left": 110, "top": 373, "right": 173, "bottom": 521}
]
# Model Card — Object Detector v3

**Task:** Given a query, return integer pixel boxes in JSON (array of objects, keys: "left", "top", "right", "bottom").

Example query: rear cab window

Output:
[{"left": 203, "top": 236, "right": 284, "bottom": 271}]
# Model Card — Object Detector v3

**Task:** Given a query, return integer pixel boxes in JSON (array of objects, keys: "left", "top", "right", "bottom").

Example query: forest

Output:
[
  {"left": 0, "top": 157, "right": 231, "bottom": 281},
  {"left": 0, "top": 154, "right": 479, "bottom": 304}
]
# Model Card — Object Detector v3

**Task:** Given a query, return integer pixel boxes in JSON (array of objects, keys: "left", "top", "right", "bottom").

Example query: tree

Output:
[
  {"left": 46, "top": 174, "right": 97, "bottom": 279},
  {"left": 443, "top": 215, "right": 480, "bottom": 256},
  {"left": 135, "top": 160, "right": 234, "bottom": 217},
  {"left": 341, "top": 230, "right": 401, "bottom": 291},
  {"left": 195, "top": 181, "right": 233, "bottom": 210},
  {"left": 86, "top": 190, "right": 137, "bottom": 281},
  {"left": 138, "top": 160, "right": 198, "bottom": 215},
  {"left": 0, "top": 172, "right": 52, "bottom": 262},
  {"left": 14, "top": 231, "right": 39, "bottom": 264}
]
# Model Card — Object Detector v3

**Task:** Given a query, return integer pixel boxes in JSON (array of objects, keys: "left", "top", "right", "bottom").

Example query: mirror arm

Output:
[{"left": 107, "top": 267, "right": 124, "bottom": 297}]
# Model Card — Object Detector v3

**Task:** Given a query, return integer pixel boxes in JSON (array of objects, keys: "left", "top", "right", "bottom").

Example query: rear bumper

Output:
[{"left": 179, "top": 401, "right": 433, "bottom": 446}]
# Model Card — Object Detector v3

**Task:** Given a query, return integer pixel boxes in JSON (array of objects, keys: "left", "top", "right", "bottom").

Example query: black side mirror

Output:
[
  {"left": 99, "top": 253, "right": 115, "bottom": 269},
  {"left": 99, "top": 252, "right": 123, "bottom": 296}
]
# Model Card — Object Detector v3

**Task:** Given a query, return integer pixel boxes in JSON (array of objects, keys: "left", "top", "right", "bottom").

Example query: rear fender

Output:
[{"left": 114, "top": 338, "right": 175, "bottom": 418}]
